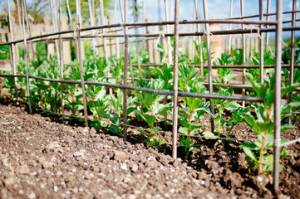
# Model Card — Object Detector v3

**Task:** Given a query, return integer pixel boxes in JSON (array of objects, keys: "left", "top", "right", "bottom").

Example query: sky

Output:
[
  {"left": 0, "top": 0, "right": 298, "bottom": 22},
  {"left": 104, "top": 0, "right": 299, "bottom": 34},
  {"left": 0, "top": 0, "right": 299, "bottom": 37},
  {"left": 132, "top": 0, "right": 297, "bottom": 22}
]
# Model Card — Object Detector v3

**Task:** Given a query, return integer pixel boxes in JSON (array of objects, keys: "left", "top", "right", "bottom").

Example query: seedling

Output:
[{"left": 240, "top": 73, "right": 300, "bottom": 174}]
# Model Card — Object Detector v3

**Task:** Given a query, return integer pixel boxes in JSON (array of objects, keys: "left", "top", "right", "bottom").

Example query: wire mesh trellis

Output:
[{"left": 0, "top": 0, "right": 299, "bottom": 194}]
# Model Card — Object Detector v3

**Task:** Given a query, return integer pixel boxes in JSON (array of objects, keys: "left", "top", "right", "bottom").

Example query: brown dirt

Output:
[
  {"left": 0, "top": 104, "right": 299, "bottom": 199},
  {"left": 0, "top": 105, "right": 224, "bottom": 199}
]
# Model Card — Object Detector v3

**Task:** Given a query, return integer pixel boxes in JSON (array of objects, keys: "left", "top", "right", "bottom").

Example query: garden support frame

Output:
[
  {"left": 273, "top": 0, "right": 283, "bottom": 193},
  {"left": 122, "top": 0, "right": 129, "bottom": 136},
  {"left": 76, "top": 0, "right": 89, "bottom": 127},
  {"left": 172, "top": 0, "right": 180, "bottom": 159},
  {"left": 1, "top": 0, "right": 299, "bottom": 194},
  {"left": 20, "top": 0, "right": 32, "bottom": 113}
]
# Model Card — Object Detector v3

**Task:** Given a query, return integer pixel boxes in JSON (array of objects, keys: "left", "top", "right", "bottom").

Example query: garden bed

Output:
[{"left": 0, "top": 104, "right": 299, "bottom": 198}]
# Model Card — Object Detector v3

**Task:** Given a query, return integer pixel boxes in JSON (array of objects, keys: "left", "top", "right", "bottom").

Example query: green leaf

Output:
[
  {"left": 243, "top": 114, "right": 261, "bottom": 134},
  {"left": 127, "top": 107, "right": 136, "bottom": 115},
  {"left": 197, "top": 107, "right": 211, "bottom": 115},
  {"left": 240, "top": 142, "right": 259, "bottom": 151},
  {"left": 281, "top": 124, "right": 294, "bottom": 132},
  {"left": 241, "top": 146, "right": 257, "bottom": 161},
  {"left": 288, "top": 102, "right": 300, "bottom": 109},
  {"left": 225, "top": 101, "right": 241, "bottom": 112},
  {"left": 179, "top": 127, "right": 189, "bottom": 136},
  {"left": 203, "top": 131, "right": 219, "bottom": 140},
  {"left": 262, "top": 154, "right": 274, "bottom": 172},
  {"left": 180, "top": 137, "right": 193, "bottom": 148},
  {"left": 75, "top": 89, "right": 82, "bottom": 97},
  {"left": 280, "top": 136, "right": 289, "bottom": 146},
  {"left": 95, "top": 89, "right": 106, "bottom": 100},
  {"left": 108, "top": 124, "right": 121, "bottom": 135},
  {"left": 142, "top": 114, "right": 156, "bottom": 128}
]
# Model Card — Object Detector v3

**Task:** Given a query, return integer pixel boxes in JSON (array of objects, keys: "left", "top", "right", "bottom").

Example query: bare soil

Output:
[{"left": 0, "top": 104, "right": 299, "bottom": 199}]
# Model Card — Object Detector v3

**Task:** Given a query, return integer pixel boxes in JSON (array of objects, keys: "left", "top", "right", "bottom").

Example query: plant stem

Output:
[
  {"left": 72, "top": 94, "right": 75, "bottom": 115},
  {"left": 217, "top": 111, "right": 223, "bottom": 135},
  {"left": 163, "top": 96, "right": 168, "bottom": 120},
  {"left": 258, "top": 107, "right": 271, "bottom": 174},
  {"left": 258, "top": 131, "right": 267, "bottom": 174},
  {"left": 189, "top": 110, "right": 193, "bottom": 123}
]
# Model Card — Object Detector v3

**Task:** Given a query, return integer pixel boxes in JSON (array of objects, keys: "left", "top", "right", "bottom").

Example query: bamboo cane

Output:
[{"left": 76, "top": 0, "right": 89, "bottom": 127}]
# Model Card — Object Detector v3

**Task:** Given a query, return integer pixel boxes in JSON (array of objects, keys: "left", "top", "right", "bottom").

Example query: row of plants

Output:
[{"left": 1, "top": 38, "right": 300, "bottom": 176}]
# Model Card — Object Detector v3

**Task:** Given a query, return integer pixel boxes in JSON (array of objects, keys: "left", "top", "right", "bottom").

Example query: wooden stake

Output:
[
  {"left": 20, "top": 0, "right": 32, "bottom": 113},
  {"left": 76, "top": 0, "right": 89, "bottom": 127},
  {"left": 265, "top": 0, "right": 271, "bottom": 50},
  {"left": 259, "top": 0, "right": 265, "bottom": 83},
  {"left": 114, "top": 0, "right": 121, "bottom": 59},
  {"left": 7, "top": 0, "right": 18, "bottom": 101},
  {"left": 122, "top": 0, "right": 129, "bottom": 135},
  {"left": 288, "top": 0, "right": 297, "bottom": 124},
  {"left": 273, "top": 0, "right": 283, "bottom": 193},
  {"left": 228, "top": 0, "right": 233, "bottom": 52},
  {"left": 164, "top": 0, "right": 173, "bottom": 65},
  {"left": 88, "top": 0, "right": 97, "bottom": 54},
  {"left": 194, "top": 0, "right": 204, "bottom": 76},
  {"left": 23, "top": 0, "right": 34, "bottom": 60},
  {"left": 145, "top": 19, "right": 154, "bottom": 63},
  {"left": 57, "top": 0, "right": 64, "bottom": 114},
  {"left": 172, "top": 0, "right": 180, "bottom": 159},
  {"left": 203, "top": 0, "right": 215, "bottom": 133},
  {"left": 290, "top": 0, "right": 296, "bottom": 86},
  {"left": 240, "top": 0, "right": 246, "bottom": 107},
  {"left": 100, "top": 0, "right": 109, "bottom": 61}
]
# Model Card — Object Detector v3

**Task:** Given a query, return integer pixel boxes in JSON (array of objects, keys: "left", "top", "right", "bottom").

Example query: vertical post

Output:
[
  {"left": 107, "top": 18, "right": 114, "bottom": 58},
  {"left": 194, "top": 0, "right": 204, "bottom": 76},
  {"left": 100, "top": 0, "right": 109, "bottom": 62},
  {"left": 56, "top": 0, "right": 63, "bottom": 77},
  {"left": 288, "top": 0, "right": 297, "bottom": 125},
  {"left": 145, "top": 19, "right": 154, "bottom": 63},
  {"left": 273, "top": 0, "right": 283, "bottom": 194},
  {"left": 188, "top": 29, "right": 194, "bottom": 60},
  {"left": 76, "top": 0, "right": 89, "bottom": 126},
  {"left": 172, "top": 0, "right": 180, "bottom": 159},
  {"left": 116, "top": 37, "right": 120, "bottom": 59},
  {"left": 57, "top": 0, "right": 64, "bottom": 114},
  {"left": 88, "top": 0, "right": 97, "bottom": 54},
  {"left": 50, "top": 0, "right": 64, "bottom": 113},
  {"left": 102, "top": 1, "right": 112, "bottom": 96},
  {"left": 119, "top": 0, "right": 124, "bottom": 22},
  {"left": 203, "top": 0, "right": 215, "bottom": 133},
  {"left": 240, "top": 0, "right": 246, "bottom": 63},
  {"left": 66, "top": 0, "right": 72, "bottom": 29},
  {"left": 157, "top": 0, "right": 163, "bottom": 63},
  {"left": 259, "top": 0, "right": 264, "bottom": 84},
  {"left": 23, "top": 0, "right": 34, "bottom": 59},
  {"left": 20, "top": 0, "right": 32, "bottom": 113},
  {"left": 16, "top": 0, "right": 22, "bottom": 37},
  {"left": 164, "top": 0, "right": 173, "bottom": 65},
  {"left": 133, "top": 0, "right": 140, "bottom": 65},
  {"left": 7, "top": 0, "right": 18, "bottom": 100},
  {"left": 240, "top": 0, "right": 246, "bottom": 106},
  {"left": 265, "top": 0, "right": 271, "bottom": 50},
  {"left": 122, "top": 0, "right": 129, "bottom": 135},
  {"left": 228, "top": 0, "right": 233, "bottom": 52},
  {"left": 114, "top": 0, "right": 121, "bottom": 59},
  {"left": 15, "top": 0, "right": 22, "bottom": 61},
  {"left": 290, "top": 0, "right": 296, "bottom": 87}
]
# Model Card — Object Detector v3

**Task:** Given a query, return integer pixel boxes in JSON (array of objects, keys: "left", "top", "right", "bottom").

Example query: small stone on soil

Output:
[{"left": 113, "top": 150, "right": 129, "bottom": 161}]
